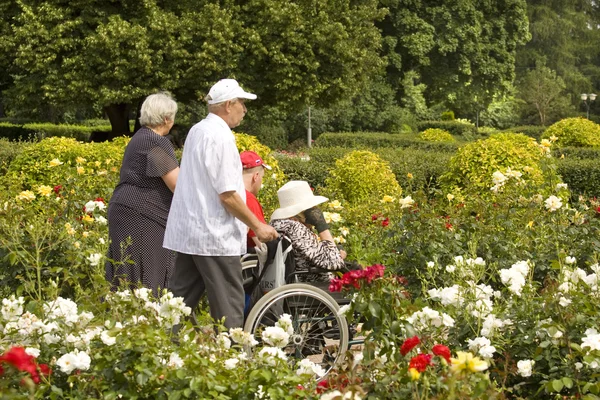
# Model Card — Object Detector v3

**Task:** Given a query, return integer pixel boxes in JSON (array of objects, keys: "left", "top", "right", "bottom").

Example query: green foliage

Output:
[
  {"left": 380, "top": 0, "right": 530, "bottom": 110},
  {"left": 418, "top": 128, "right": 455, "bottom": 143},
  {"left": 416, "top": 120, "right": 478, "bottom": 137},
  {"left": 315, "top": 132, "right": 459, "bottom": 152},
  {"left": 4, "top": 136, "right": 127, "bottom": 193},
  {"left": 542, "top": 117, "right": 600, "bottom": 148},
  {"left": 325, "top": 150, "right": 401, "bottom": 205},
  {"left": 0, "top": 139, "right": 28, "bottom": 176},
  {"left": 479, "top": 95, "right": 522, "bottom": 129},
  {"left": 2, "top": 0, "right": 386, "bottom": 130},
  {"left": 557, "top": 158, "right": 600, "bottom": 198},
  {"left": 503, "top": 125, "right": 547, "bottom": 140},
  {"left": 440, "top": 111, "right": 455, "bottom": 121},
  {"left": 517, "top": 65, "right": 573, "bottom": 126},
  {"left": 441, "top": 133, "right": 551, "bottom": 195}
]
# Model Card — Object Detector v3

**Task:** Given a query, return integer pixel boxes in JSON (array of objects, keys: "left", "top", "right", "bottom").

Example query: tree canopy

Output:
[{"left": 0, "top": 0, "right": 384, "bottom": 137}]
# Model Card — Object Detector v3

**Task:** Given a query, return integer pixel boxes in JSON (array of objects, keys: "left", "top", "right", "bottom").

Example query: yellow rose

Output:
[
  {"left": 76, "top": 157, "right": 86, "bottom": 164},
  {"left": 77, "top": 167, "right": 85, "bottom": 175},
  {"left": 409, "top": 368, "right": 420, "bottom": 381},
  {"left": 328, "top": 200, "right": 343, "bottom": 210},
  {"left": 407, "top": 172, "right": 414, "bottom": 180},
  {"left": 380, "top": 195, "right": 395, "bottom": 203},
  {"left": 95, "top": 161, "right": 101, "bottom": 167},
  {"left": 450, "top": 351, "right": 488, "bottom": 374},
  {"left": 82, "top": 231, "right": 90, "bottom": 238},
  {"left": 73, "top": 241, "right": 81, "bottom": 249},
  {"left": 48, "top": 158, "right": 63, "bottom": 167},
  {"left": 37, "top": 185, "right": 53, "bottom": 197},
  {"left": 16, "top": 190, "right": 36, "bottom": 202},
  {"left": 82, "top": 214, "right": 94, "bottom": 223}
]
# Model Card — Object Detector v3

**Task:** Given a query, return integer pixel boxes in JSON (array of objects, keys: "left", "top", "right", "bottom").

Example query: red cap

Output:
[{"left": 240, "top": 151, "right": 272, "bottom": 170}]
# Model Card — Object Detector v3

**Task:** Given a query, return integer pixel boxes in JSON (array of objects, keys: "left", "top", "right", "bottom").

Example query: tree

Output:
[
  {"left": 516, "top": 0, "right": 600, "bottom": 113},
  {"left": 378, "top": 0, "right": 530, "bottom": 112},
  {"left": 0, "top": 0, "right": 385, "bottom": 139},
  {"left": 518, "top": 65, "right": 571, "bottom": 125}
]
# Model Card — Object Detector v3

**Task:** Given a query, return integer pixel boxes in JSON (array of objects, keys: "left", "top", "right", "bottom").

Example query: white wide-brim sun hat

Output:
[{"left": 270, "top": 180, "right": 328, "bottom": 220}]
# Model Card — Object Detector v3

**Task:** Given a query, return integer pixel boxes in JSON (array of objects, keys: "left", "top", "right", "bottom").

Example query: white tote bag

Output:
[{"left": 260, "top": 238, "right": 293, "bottom": 293}]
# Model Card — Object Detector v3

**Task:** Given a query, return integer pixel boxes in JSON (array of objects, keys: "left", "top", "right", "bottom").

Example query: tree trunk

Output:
[
  {"left": 133, "top": 99, "right": 143, "bottom": 133},
  {"left": 103, "top": 103, "right": 132, "bottom": 141}
]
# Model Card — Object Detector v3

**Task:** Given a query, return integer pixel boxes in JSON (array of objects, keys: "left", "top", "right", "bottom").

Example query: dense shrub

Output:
[
  {"left": 418, "top": 128, "right": 455, "bottom": 142},
  {"left": 441, "top": 133, "right": 554, "bottom": 194},
  {"left": 325, "top": 150, "right": 401, "bottom": 205},
  {"left": 542, "top": 117, "right": 600, "bottom": 147},
  {"left": 315, "top": 132, "right": 460, "bottom": 152},
  {"left": 0, "top": 122, "right": 112, "bottom": 142},
  {"left": 0, "top": 139, "right": 29, "bottom": 176},
  {"left": 440, "top": 110, "right": 455, "bottom": 121},
  {"left": 3, "top": 136, "right": 128, "bottom": 194},
  {"left": 416, "top": 120, "right": 478, "bottom": 136},
  {"left": 554, "top": 146, "right": 600, "bottom": 160},
  {"left": 502, "top": 125, "right": 547, "bottom": 140},
  {"left": 276, "top": 147, "right": 452, "bottom": 192},
  {"left": 557, "top": 158, "right": 600, "bottom": 197}
]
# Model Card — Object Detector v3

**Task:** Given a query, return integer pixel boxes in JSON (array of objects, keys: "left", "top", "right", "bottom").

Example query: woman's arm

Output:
[
  {"left": 162, "top": 167, "right": 179, "bottom": 193},
  {"left": 279, "top": 220, "right": 345, "bottom": 271}
]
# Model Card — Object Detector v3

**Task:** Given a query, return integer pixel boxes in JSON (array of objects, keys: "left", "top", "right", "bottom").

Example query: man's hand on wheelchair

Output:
[{"left": 255, "top": 223, "right": 279, "bottom": 242}]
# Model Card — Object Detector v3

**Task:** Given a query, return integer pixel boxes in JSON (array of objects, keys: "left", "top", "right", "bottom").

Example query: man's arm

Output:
[{"left": 219, "top": 191, "right": 278, "bottom": 242}]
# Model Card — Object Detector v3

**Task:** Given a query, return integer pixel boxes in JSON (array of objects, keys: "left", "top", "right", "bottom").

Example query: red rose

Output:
[
  {"left": 95, "top": 197, "right": 104, "bottom": 203},
  {"left": 316, "top": 379, "right": 330, "bottom": 393},
  {"left": 53, "top": 185, "right": 62, "bottom": 194},
  {"left": 432, "top": 344, "right": 451, "bottom": 363},
  {"left": 596, "top": 206, "right": 600, "bottom": 214},
  {"left": 381, "top": 218, "right": 389, "bottom": 227},
  {"left": 445, "top": 222, "right": 453, "bottom": 230},
  {"left": 409, "top": 354, "right": 432, "bottom": 372},
  {"left": 329, "top": 278, "right": 343, "bottom": 293},
  {"left": 0, "top": 347, "right": 35, "bottom": 371},
  {"left": 38, "top": 364, "right": 51, "bottom": 377},
  {"left": 372, "top": 214, "right": 379, "bottom": 221},
  {"left": 400, "top": 336, "right": 420, "bottom": 356}
]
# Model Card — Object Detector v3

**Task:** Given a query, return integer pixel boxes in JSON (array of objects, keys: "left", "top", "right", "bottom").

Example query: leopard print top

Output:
[{"left": 271, "top": 219, "right": 345, "bottom": 282}]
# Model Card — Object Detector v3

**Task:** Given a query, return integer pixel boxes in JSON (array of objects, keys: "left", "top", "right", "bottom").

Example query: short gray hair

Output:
[
  {"left": 205, "top": 96, "right": 238, "bottom": 114},
  {"left": 139, "top": 92, "right": 178, "bottom": 127}
]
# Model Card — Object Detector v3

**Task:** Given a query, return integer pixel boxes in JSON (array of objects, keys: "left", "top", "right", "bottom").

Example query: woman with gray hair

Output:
[{"left": 106, "top": 92, "right": 180, "bottom": 296}]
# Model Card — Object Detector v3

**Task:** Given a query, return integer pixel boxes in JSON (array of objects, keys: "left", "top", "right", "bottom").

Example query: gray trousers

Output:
[{"left": 169, "top": 253, "right": 244, "bottom": 330}]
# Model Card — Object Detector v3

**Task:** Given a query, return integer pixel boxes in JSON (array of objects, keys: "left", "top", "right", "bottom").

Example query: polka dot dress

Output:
[{"left": 105, "top": 127, "right": 179, "bottom": 297}]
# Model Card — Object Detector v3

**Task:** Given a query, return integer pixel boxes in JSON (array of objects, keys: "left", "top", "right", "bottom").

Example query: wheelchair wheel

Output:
[{"left": 244, "top": 283, "right": 349, "bottom": 379}]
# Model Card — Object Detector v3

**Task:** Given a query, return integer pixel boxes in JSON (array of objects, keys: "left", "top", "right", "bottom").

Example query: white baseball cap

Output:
[{"left": 206, "top": 79, "right": 257, "bottom": 104}]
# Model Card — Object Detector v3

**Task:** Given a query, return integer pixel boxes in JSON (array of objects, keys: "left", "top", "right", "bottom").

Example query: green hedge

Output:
[
  {"left": 416, "top": 120, "right": 478, "bottom": 136},
  {"left": 554, "top": 146, "right": 600, "bottom": 160},
  {"left": 314, "top": 132, "right": 460, "bottom": 152},
  {"left": 276, "top": 147, "right": 452, "bottom": 191},
  {"left": 502, "top": 125, "right": 547, "bottom": 140},
  {"left": 0, "top": 122, "right": 112, "bottom": 142},
  {"left": 0, "top": 138, "right": 29, "bottom": 176},
  {"left": 557, "top": 158, "right": 600, "bottom": 198}
]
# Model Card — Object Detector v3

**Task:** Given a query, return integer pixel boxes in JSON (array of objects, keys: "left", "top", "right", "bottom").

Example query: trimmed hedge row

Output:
[
  {"left": 277, "top": 145, "right": 600, "bottom": 199},
  {"left": 557, "top": 158, "right": 600, "bottom": 197},
  {"left": 502, "top": 125, "right": 547, "bottom": 140},
  {"left": 554, "top": 146, "right": 600, "bottom": 160},
  {"left": 0, "top": 122, "right": 112, "bottom": 142},
  {"left": 275, "top": 147, "right": 453, "bottom": 192},
  {"left": 416, "top": 120, "right": 478, "bottom": 136},
  {"left": 314, "top": 132, "right": 460, "bottom": 152}
]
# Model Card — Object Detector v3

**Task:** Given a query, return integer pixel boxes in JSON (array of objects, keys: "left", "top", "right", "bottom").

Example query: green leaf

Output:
[
  {"left": 562, "top": 377, "right": 573, "bottom": 389},
  {"left": 552, "top": 379, "right": 564, "bottom": 392}
]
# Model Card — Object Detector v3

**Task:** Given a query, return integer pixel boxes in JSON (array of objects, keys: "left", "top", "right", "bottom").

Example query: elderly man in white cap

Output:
[{"left": 164, "top": 79, "right": 278, "bottom": 330}]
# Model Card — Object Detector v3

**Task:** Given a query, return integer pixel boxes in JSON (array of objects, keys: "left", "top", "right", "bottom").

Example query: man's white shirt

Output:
[{"left": 163, "top": 113, "right": 247, "bottom": 255}]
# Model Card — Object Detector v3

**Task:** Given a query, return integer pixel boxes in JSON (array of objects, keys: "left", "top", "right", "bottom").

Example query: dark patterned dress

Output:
[
  {"left": 270, "top": 219, "right": 345, "bottom": 282},
  {"left": 106, "top": 127, "right": 179, "bottom": 296}
]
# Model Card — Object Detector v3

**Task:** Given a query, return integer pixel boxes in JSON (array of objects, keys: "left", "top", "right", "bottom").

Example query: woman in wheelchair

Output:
[{"left": 269, "top": 180, "right": 346, "bottom": 283}]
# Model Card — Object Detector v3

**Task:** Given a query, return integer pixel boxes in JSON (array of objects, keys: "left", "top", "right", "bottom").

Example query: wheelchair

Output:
[{"left": 241, "top": 237, "right": 351, "bottom": 378}]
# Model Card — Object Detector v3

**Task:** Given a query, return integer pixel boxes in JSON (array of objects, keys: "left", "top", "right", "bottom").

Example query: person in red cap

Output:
[{"left": 240, "top": 150, "right": 271, "bottom": 251}]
